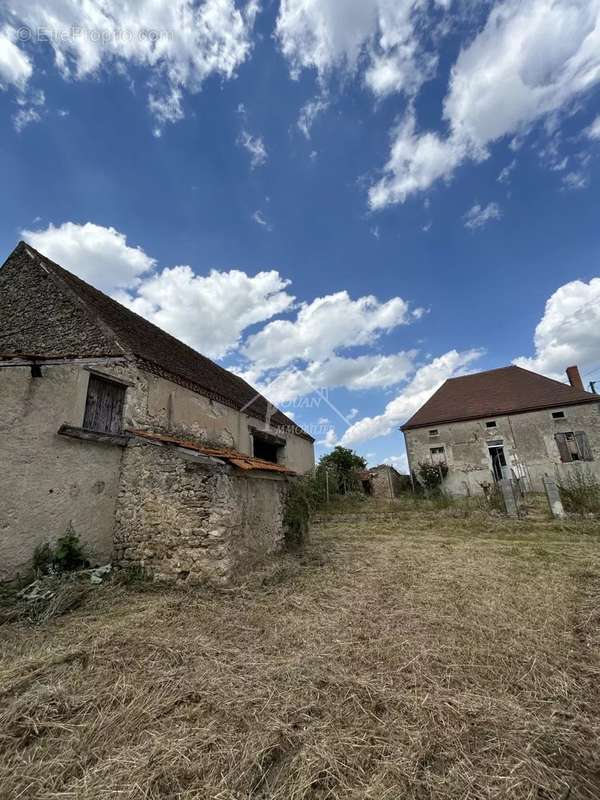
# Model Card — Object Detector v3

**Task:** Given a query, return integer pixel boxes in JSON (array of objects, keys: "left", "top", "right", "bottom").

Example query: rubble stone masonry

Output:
[{"left": 113, "top": 440, "right": 290, "bottom": 584}]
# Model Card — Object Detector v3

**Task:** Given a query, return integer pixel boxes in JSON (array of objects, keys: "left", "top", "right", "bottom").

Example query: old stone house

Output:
[
  {"left": 402, "top": 365, "right": 600, "bottom": 496},
  {"left": 0, "top": 242, "right": 315, "bottom": 583},
  {"left": 358, "top": 464, "right": 406, "bottom": 499}
]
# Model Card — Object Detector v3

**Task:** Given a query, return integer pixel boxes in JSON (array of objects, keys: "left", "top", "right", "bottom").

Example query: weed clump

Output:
[
  {"left": 32, "top": 525, "right": 89, "bottom": 575},
  {"left": 558, "top": 467, "right": 600, "bottom": 516}
]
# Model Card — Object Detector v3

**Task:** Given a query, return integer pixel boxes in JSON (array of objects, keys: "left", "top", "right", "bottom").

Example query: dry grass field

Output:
[{"left": 1, "top": 497, "right": 600, "bottom": 799}]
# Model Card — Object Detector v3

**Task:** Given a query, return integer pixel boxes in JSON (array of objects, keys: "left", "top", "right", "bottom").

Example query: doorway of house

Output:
[{"left": 488, "top": 445, "right": 507, "bottom": 482}]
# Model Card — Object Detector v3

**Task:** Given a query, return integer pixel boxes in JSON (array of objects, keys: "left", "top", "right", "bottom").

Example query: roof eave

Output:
[{"left": 401, "top": 395, "right": 600, "bottom": 432}]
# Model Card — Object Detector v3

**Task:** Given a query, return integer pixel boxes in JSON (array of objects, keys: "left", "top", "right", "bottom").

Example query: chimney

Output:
[{"left": 566, "top": 365, "right": 584, "bottom": 391}]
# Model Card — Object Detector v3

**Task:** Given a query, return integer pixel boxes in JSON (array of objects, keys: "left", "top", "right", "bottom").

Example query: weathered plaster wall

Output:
[
  {"left": 1, "top": 358, "right": 312, "bottom": 581},
  {"left": 0, "top": 365, "right": 123, "bottom": 581},
  {"left": 113, "top": 440, "right": 289, "bottom": 583},
  {"left": 94, "top": 362, "right": 315, "bottom": 474},
  {"left": 405, "top": 402, "right": 600, "bottom": 495}
]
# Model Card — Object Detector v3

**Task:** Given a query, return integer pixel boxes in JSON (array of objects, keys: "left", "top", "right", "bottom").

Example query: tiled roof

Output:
[
  {"left": 401, "top": 365, "right": 600, "bottom": 431},
  {"left": 129, "top": 429, "right": 296, "bottom": 474},
  {"left": 10, "top": 242, "right": 313, "bottom": 441}
]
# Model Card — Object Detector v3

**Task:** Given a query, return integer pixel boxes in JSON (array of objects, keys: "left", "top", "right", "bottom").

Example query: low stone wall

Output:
[{"left": 113, "top": 440, "right": 289, "bottom": 584}]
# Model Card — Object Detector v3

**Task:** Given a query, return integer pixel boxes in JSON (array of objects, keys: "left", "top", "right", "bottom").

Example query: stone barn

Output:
[
  {"left": 0, "top": 242, "right": 315, "bottom": 583},
  {"left": 358, "top": 464, "right": 406, "bottom": 499},
  {"left": 402, "top": 365, "right": 600, "bottom": 496}
]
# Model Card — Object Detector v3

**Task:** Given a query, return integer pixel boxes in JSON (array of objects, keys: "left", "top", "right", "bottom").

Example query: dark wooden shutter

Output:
[
  {"left": 554, "top": 433, "right": 571, "bottom": 463},
  {"left": 575, "top": 431, "right": 594, "bottom": 462},
  {"left": 83, "top": 375, "right": 126, "bottom": 434}
]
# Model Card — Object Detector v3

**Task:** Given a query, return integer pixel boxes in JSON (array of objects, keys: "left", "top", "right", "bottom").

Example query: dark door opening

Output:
[{"left": 489, "top": 445, "right": 507, "bottom": 482}]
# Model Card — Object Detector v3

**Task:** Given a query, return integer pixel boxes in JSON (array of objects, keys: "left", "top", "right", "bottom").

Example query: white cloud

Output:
[
  {"left": 497, "top": 159, "right": 516, "bottom": 184},
  {"left": 13, "top": 105, "right": 41, "bottom": 132},
  {"left": 118, "top": 267, "right": 294, "bottom": 359},
  {"left": 585, "top": 114, "right": 600, "bottom": 139},
  {"left": 383, "top": 453, "right": 409, "bottom": 473},
  {"left": 0, "top": 26, "right": 32, "bottom": 90},
  {"left": 463, "top": 202, "right": 502, "bottom": 230},
  {"left": 297, "top": 95, "right": 329, "bottom": 139},
  {"left": 341, "top": 348, "right": 483, "bottom": 445},
  {"left": 238, "top": 130, "right": 267, "bottom": 168},
  {"left": 369, "top": 112, "right": 466, "bottom": 208},
  {"left": 22, "top": 221, "right": 295, "bottom": 360},
  {"left": 243, "top": 290, "right": 423, "bottom": 371},
  {"left": 514, "top": 277, "right": 600, "bottom": 381},
  {"left": 21, "top": 221, "right": 156, "bottom": 292},
  {"left": 6, "top": 0, "right": 258, "bottom": 129},
  {"left": 561, "top": 170, "right": 589, "bottom": 190},
  {"left": 348, "top": 407, "right": 359, "bottom": 420},
  {"left": 276, "top": 0, "right": 442, "bottom": 97},
  {"left": 369, "top": 0, "right": 600, "bottom": 207},
  {"left": 252, "top": 210, "right": 272, "bottom": 229},
  {"left": 318, "top": 428, "right": 338, "bottom": 448},
  {"left": 257, "top": 351, "right": 417, "bottom": 405}
]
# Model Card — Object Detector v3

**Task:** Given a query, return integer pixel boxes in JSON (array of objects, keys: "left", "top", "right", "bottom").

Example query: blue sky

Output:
[{"left": 1, "top": 0, "right": 600, "bottom": 470}]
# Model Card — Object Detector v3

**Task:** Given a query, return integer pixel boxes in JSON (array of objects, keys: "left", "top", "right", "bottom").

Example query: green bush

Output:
[
  {"left": 417, "top": 461, "right": 448, "bottom": 492},
  {"left": 32, "top": 525, "right": 89, "bottom": 575},
  {"left": 557, "top": 468, "right": 600, "bottom": 516}
]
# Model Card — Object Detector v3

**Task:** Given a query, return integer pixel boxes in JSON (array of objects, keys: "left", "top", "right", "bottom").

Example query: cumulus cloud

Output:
[
  {"left": 22, "top": 220, "right": 295, "bottom": 360},
  {"left": 21, "top": 221, "right": 156, "bottom": 292},
  {"left": 118, "top": 266, "right": 294, "bottom": 359},
  {"left": 257, "top": 351, "right": 417, "bottom": 405},
  {"left": 0, "top": 26, "right": 32, "bottom": 90},
  {"left": 463, "top": 202, "right": 502, "bottom": 230},
  {"left": 276, "top": 0, "right": 443, "bottom": 97},
  {"left": 6, "top": 0, "right": 258, "bottom": 129},
  {"left": 341, "top": 348, "right": 483, "bottom": 445},
  {"left": 369, "top": 0, "right": 600, "bottom": 207},
  {"left": 514, "top": 277, "right": 600, "bottom": 381},
  {"left": 243, "top": 290, "right": 423, "bottom": 371},
  {"left": 383, "top": 453, "right": 409, "bottom": 473}
]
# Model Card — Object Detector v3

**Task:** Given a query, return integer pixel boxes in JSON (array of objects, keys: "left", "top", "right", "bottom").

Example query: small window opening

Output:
[
  {"left": 429, "top": 429, "right": 439, "bottom": 437},
  {"left": 485, "top": 420, "right": 497, "bottom": 428},
  {"left": 251, "top": 430, "right": 285, "bottom": 464},
  {"left": 552, "top": 411, "right": 565, "bottom": 419},
  {"left": 83, "top": 374, "right": 126, "bottom": 434},
  {"left": 430, "top": 446, "right": 446, "bottom": 465}
]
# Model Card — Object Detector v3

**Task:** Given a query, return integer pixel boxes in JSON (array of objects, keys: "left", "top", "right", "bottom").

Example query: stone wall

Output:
[
  {"left": 369, "top": 466, "right": 406, "bottom": 498},
  {"left": 405, "top": 401, "right": 600, "bottom": 495},
  {"left": 113, "top": 440, "right": 290, "bottom": 584}
]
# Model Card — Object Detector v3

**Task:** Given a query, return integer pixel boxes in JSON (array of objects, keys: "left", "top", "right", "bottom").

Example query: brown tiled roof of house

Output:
[
  {"left": 129, "top": 429, "right": 296, "bottom": 474},
  {"left": 8, "top": 242, "right": 313, "bottom": 441},
  {"left": 401, "top": 365, "right": 600, "bottom": 431}
]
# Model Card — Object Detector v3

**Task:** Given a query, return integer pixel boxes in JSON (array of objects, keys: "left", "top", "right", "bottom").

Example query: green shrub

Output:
[
  {"left": 557, "top": 468, "right": 600, "bottom": 516},
  {"left": 283, "top": 478, "right": 312, "bottom": 548},
  {"left": 32, "top": 525, "right": 88, "bottom": 575},
  {"left": 417, "top": 461, "right": 448, "bottom": 492}
]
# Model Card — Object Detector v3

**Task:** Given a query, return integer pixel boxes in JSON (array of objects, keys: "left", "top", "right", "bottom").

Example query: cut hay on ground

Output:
[{"left": 1, "top": 498, "right": 600, "bottom": 799}]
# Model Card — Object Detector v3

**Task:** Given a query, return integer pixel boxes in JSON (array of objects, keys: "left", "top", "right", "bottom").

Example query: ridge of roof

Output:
[
  {"left": 11, "top": 241, "right": 313, "bottom": 442},
  {"left": 401, "top": 364, "right": 599, "bottom": 431}
]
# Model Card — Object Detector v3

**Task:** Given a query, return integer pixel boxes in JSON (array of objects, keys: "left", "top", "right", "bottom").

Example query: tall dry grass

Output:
[{"left": 1, "top": 499, "right": 600, "bottom": 799}]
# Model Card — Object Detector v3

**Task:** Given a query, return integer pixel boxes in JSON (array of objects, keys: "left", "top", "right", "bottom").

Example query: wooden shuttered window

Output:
[
  {"left": 555, "top": 431, "right": 594, "bottom": 463},
  {"left": 575, "top": 431, "right": 594, "bottom": 462},
  {"left": 83, "top": 374, "right": 126, "bottom": 434}
]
